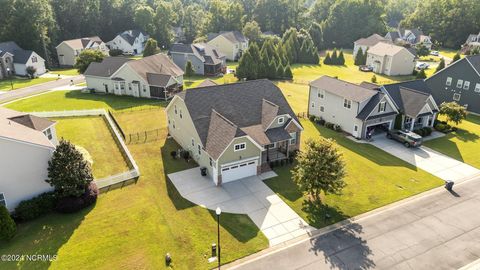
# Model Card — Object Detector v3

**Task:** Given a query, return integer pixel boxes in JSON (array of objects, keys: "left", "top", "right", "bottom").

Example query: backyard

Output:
[
  {"left": 424, "top": 115, "right": 480, "bottom": 169},
  {"left": 0, "top": 77, "right": 55, "bottom": 91}
]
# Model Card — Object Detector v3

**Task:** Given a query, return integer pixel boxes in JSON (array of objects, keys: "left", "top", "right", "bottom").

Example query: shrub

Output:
[
  {"left": 318, "top": 118, "right": 326, "bottom": 126},
  {"left": 333, "top": 124, "right": 342, "bottom": 132},
  {"left": 414, "top": 129, "right": 424, "bottom": 136},
  {"left": 82, "top": 182, "right": 99, "bottom": 207},
  {"left": 422, "top": 127, "right": 432, "bottom": 136},
  {"left": 309, "top": 115, "right": 316, "bottom": 121},
  {"left": 13, "top": 192, "right": 57, "bottom": 222},
  {"left": 269, "top": 161, "right": 275, "bottom": 168},
  {"left": 55, "top": 182, "right": 98, "bottom": 213},
  {"left": 109, "top": 49, "right": 123, "bottom": 56},
  {"left": 371, "top": 75, "right": 377, "bottom": 83},
  {"left": 325, "top": 122, "right": 334, "bottom": 129},
  {"left": 181, "top": 150, "right": 190, "bottom": 161},
  {"left": 0, "top": 205, "right": 16, "bottom": 240},
  {"left": 434, "top": 123, "right": 446, "bottom": 132}
]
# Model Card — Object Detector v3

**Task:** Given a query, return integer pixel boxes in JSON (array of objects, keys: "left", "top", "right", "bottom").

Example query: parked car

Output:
[
  {"left": 416, "top": 62, "right": 429, "bottom": 70},
  {"left": 430, "top": 51, "right": 439, "bottom": 56},
  {"left": 359, "top": 65, "right": 373, "bottom": 72},
  {"left": 386, "top": 129, "right": 423, "bottom": 148}
]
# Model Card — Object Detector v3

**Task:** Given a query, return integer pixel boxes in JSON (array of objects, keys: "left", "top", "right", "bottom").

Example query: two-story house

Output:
[
  {"left": 385, "top": 28, "right": 433, "bottom": 50},
  {"left": 166, "top": 79, "right": 302, "bottom": 185},
  {"left": 425, "top": 55, "right": 480, "bottom": 114},
  {"left": 169, "top": 43, "right": 226, "bottom": 76},
  {"left": 56, "top": 36, "right": 109, "bottom": 66},
  {"left": 207, "top": 31, "right": 248, "bottom": 61},
  {"left": 366, "top": 42, "right": 416, "bottom": 76},
  {"left": 0, "top": 41, "right": 46, "bottom": 78},
  {"left": 353, "top": 34, "right": 390, "bottom": 58},
  {"left": 106, "top": 30, "right": 149, "bottom": 55}
]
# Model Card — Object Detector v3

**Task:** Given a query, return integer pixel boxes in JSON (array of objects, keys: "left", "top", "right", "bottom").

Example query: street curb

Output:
[{"left": 225, "top": 172, "right": 480, "bottom": 269}]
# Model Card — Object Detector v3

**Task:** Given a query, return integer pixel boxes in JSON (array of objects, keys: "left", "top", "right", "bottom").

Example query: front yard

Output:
[
  {"left": 0, "top": 77, "right": 56, "bottom": 91},
  {"left": 49, "top": 68, "right": 80, "bottom": 76},
  {"left": 424, "top": 115, "right": 480, "bottom": 168},
  {"left": 265, "top": 119, "right": 444, "bottom": 228}
]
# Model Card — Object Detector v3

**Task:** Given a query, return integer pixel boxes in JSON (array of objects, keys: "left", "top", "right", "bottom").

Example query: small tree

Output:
[
  {"left": 354, "top": 48, "right": 364, "bottom": 66},
  {"left": 439, "top": 101, "right": 467, "bottom": 126},
  {"left": 26, "top": 66, "right": 37, "bottom": 78},
  {"left": 417, "top": 45, "right": 430, "bottom": 57},
  {"left": 242, "top": 20, "right": 262, "bottom": 43},
  {"left": 323, "top": 52, "right": 331, "bottom": 65},
  {"left": 331, "top": 49, "right": 338, "bottom": 65},
  {"left": 435, "top": 58, "right": 445, "bottom": 73},
  {"left": 143, "top": 38, "right": 160, "bottom": 57},
  {"left": 284, "top": 64, "right": 293, "bottom": 79},
  {"left": 452, "top": 53, "right": 461, "bottom": 63},
  {"left": 46, "top": 140, "right": 94, "bottom": 198},
  {"left": 416, "top": 69, "right": 427, "bottom": 79},
  {"left": 337, "top": 50, "right": 345, "bottom": 65},
  {"left": 185, "top": 61, "right": 195, "bottom": 77},
  {"left": 371, "top": 74, "right": 377, "bottom": 83},
  {"left": 0, "top": 205, "right": 16, "bottom": 241},
  {"left": 74, "top": 49, "right": 105, "bottom": 74},
  {"left": 109, "top": 49, "right": 123, "bottom": 56},
  {"left": 292, "top": 138, "right": 346, "bottom": 202}
]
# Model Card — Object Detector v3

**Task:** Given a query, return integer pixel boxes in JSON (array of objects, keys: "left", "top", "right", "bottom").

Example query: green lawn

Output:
[
  {"left": 424, "top": 115, "right": 480, "bottom": 168},
  {"left": 113, "top": 108, "right": 167, "bottom": 135},
  {"left": 53, "top": 116, "right": 130, "bottom": 178},
  {"left": 184, "top": 63, "right": 239, "bottom": 89},
  {"left": 49, "top": 68, "right": 80, "bottom": 76},
  {"left": 0, "top": 77, "right": 56, "bottom": 91},
  {"left": 5, "top": 90, "right": 166, "bottom": 112},
  {"left": 438, "top": 47, "right": 460, "bottom": 59},
  {"left": 264, "top": 120, "right": 444, "bottom": 228}
]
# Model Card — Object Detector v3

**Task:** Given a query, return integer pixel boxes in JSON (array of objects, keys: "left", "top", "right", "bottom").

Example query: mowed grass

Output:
[
  {"left": 49, "top": 68, "right": 80, "bottom": 76},
  {"left": 424, "top": 114, "right": 480, "bottom": 168},
  {"left": 184, "top": 62, "right": 239, "bottom": 89},
  {"left": 53, "top": 116, "right": 130, "bottom": 178},
  {"left": 0, "top": 77, "right": 56, "bottom": 91},
  {"left": 265, "top": 120, "right": 444, "bottom": 228},
  {"left": 113, "top": 108, "right": 167, "bottom": 134},
  {"left": 5, "top": 90, "right": 165, "bottom": 112}
]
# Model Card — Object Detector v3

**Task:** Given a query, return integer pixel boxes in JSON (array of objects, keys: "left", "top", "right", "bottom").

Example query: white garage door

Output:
[{"left": 221, "top": 159, "right": 258, "bottom": 183}]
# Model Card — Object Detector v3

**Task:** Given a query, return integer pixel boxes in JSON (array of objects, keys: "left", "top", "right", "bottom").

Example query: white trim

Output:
[
  {"left": 234, "top": 142, "right": 246, "bottom": 152},
  {"left": 265, "top": 114, "right": 290, "bottom": 130},
  {"left": 215, "top": 135, "right": 263, "bottom": 162},
  {"left": 221, "top": 156, "right": 259, "bottom": 168},
  {"left": 165, "top": 95, "right": 183, "bottom": 112},
  {"left": 0, "top": 135, "right": 55, "bottom": 150}
]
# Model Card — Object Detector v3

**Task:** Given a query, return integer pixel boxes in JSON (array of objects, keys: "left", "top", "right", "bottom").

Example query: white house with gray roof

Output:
[
  {"left": 169, "top": 43, "right": 226, "bottom": 75},
  {"left": 107, "top": 30, "right": 149, "bottom": 55},
  {"left": 166, "top": 79, "right": 302, "bottom": 185},
  {"left": 385, "top": 28, "right": 432, "bottom": 50},
  {"left": 0, "top": 41, "right": 46, "bottom": 78},
  {"left": 56, "top": 36, "right": 109, "bottom": 66},
  {"left": 84, "top": 54, "right": 184, "bottom": 100},
  {"left": 0, "top": 107, "right": 58, "bottom": 212},
  {"left": 207, "top": 31, "right": 248, "bottom": 61},
  {"left": 366, "top": 42, "right": 416, "bottom": 76}
]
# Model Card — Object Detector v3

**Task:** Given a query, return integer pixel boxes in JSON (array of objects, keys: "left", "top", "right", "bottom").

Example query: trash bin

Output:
[
  {"left": 211, "top": 243, "right": 217, "bottom": 258},
  {"left": 445, "top": 180, "right": 454, "bottom": 191},
  {"left": 200, "top": 167, "right": 207, "bottom": 176}
]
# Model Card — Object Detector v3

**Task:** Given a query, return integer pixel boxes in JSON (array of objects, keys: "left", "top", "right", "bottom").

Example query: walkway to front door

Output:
[{"left": 168, "top": 167, "right": 316, "bottom": 246}]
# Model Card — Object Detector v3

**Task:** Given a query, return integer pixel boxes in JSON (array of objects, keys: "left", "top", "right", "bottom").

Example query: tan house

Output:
[
  {"left": 166, "top": 79, "right": 302, "bottom": 185},
  {"left": 207, "top": 31, "right": 248, "bottom": 61},
  {"left": 84, "top": 54, "right": 184, "bottom": 100},
  {"left": 353, "top": 34, "right": 390, "bottom": 58},
  {"left": 56, "top": 36, "right": 109, "bottom": 66},
  {"left": 366, "top": 42, "right": 416, "bottom": 76}
]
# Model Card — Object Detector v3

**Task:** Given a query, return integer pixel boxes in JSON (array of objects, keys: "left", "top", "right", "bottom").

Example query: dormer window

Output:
[
  {"left": 378, "top": 102, "right": 386, "bottom": 112},
  {"left": 277, "top": 117, "right": 285, "bottom": 124}
]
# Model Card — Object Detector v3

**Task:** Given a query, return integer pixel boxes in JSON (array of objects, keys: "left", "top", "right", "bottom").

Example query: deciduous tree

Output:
[
  {"left": 439, "top": 102, "right": 468, "bottom": 126},
  {"left": 74, "top": 49, "right": 105, "bottom": 74}
]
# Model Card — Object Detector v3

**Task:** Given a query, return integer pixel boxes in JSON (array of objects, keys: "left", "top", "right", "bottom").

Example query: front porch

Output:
[
  {"left": 204, "top": 63, "right": 224, "bottom": 76},
  {"left": 402, "top": 113, "right": 436, "bottom": 131}
]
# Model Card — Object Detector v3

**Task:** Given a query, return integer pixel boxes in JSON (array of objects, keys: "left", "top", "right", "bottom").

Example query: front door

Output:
[
  {"left": 353, "top": 124, "right": 359, "bottom": 137},
  {"left": 104, "top": 84, "right": 109, "bottom": 93}
]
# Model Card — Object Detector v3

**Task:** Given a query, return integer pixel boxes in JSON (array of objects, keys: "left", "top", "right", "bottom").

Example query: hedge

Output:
[{"left": 13, "top": 192, "right": 57, "bottom": 222}]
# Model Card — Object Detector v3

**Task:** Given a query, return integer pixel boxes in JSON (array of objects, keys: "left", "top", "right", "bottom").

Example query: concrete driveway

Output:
[
  {"left": 370, "top": 135, "right": 479, "bottom": 182},
  {"left": 168, "top": 168, "right": 315, "bottom": 246}
]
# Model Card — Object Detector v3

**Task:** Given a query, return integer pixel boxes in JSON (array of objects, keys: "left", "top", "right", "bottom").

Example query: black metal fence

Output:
[{"left": 125, "top": 127, "right": 168, "bottom": 144}]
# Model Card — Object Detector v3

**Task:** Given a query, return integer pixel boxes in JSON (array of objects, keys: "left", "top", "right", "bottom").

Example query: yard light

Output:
[
  {"left": 216, "top": 207, "right": 222, "bottom": 269},
  {"left": 6, "top": 67, "right": 13, "bottom": 90}
]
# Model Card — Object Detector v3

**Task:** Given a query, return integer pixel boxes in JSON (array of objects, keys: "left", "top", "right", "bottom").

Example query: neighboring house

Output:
[
  {"left": 353, "top": 34, "right": 390, "bottom": 57},
  {"left": 385, "top": 28, "right": 433, "bottom": 50},
  {"left": 107, "top": 30, "right": 149, "bottom": 55},
  {"left": 196, "top": 79, "right": 218, "bottom": 88},
  {"left": 169, "top": 43, "right": 226, "bottom": 76},
  {"left": 366, "top": 42, "right": 416, "bottom": 76},
  {"left": 84, "top": 54, "right": 184, "bottom": 100},
  {"left": 462, "top": 32, "right": 480, "bottom": 53},
  {"left": 308, "top": 76, "right": 438, "bottom": 139},
  {"left": 56, "top": 36, "right": 109, "bottom": 67},
  {"left": 207, "top": 31, "right": 248, "bottom": 61},
  {"left": 172, "top": 26, "right": 186, "bottom": 43},
  {"left": 166, "top": 79, "right": 302, "bottom": 185},
  {"left": 0, "top": 107, "right": 58, "bottom": 212},
  {"left": 0, "top": 41, "right": 46, "bottom": 78},
  {"left": 425, "top": 55, "right": 480, "bottom": 114}
]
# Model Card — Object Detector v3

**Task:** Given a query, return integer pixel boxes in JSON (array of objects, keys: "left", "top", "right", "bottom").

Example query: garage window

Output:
[
  {"left": 0, "top": 193, "right": 5, "bottom": 208},
  {"left": 234, "top": 143, "right": 246, "bottom": 151}
]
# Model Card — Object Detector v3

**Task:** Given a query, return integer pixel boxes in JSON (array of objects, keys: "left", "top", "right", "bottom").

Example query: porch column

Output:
[
  {"left": 286, "top": 140, "right": 289, "bottom": 159},
  {"left": 410, "top": 117, "right": 415, "bottom": 131}
]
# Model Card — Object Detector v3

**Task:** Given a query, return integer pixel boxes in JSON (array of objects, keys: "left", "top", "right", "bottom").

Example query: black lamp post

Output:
[
  {"left": 6, "top": 67, "right": 13, "bottom": 90},
  {"left": 216, "top": 207, "right": 222, "bottom": 269}
]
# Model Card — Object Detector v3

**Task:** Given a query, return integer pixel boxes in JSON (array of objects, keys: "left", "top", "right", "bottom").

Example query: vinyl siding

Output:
[{"left": 170, "top": 53, "right": 205, "bottom": 75}]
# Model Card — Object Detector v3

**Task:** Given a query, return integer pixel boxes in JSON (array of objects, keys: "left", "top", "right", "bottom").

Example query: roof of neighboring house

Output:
[
  {"left": 207, "top": 31, "right": 248, "bottom": 43},
  {"left": 58, "top": 36, "right": 104, "bottom": 50},
  {"left": 368, "top": 42, "right": 415, "bottom": 57},
  {"left": 386, "top": 31, "right": 401, "bottom": 41},
  {"left": 170, "top": 43, "right": 225, "bottom": 65},
  {"left": 83, "top": 56, "right": 132, "bottom": 77},
  {"left": 354, "top": 34, "right": 390, "bottom": 47},
  {"left": 310, "top": 76, "right": 378, "bottom": 103},
  {"left": 176, "top": 80, "right": 300, "bottom": 159},
  {"left": 382, "top": 80, "right": 434, "bottom": 117},
  {"left": 196, "top": 79, "right": 218, "bottom": 88},
  {"left": 125, "top": 54, "right": 184, "bottom": 86},
  {"left": 466, "top": 33, "right": 480, "bottom": 44},
  {"left": 0, "top": 107, "right": 54, "bottom": 148},
  {"left": 359, "top": 81, "right": 380, "bottom": 90},
  {"left": 116, "top": 30, "right": 148, "bottom": 45},
  {"left": 0, "top": 41, "right": 39, "bottom": 64},
  {"left": 466, "top": 55, "right": 480, "bottom": 72}
]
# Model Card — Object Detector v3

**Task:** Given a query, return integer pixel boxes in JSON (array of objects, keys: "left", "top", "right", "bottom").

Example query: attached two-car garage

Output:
[{"left": 220, "top": 158, "right": 258, "bottom": 183}]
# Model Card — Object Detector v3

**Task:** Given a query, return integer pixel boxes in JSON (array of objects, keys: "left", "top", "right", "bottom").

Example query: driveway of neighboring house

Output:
[
  {"left": 168, "top": 168, "right": 316, "bottom": 246},
  {"left": 369, "top": 135, "right": 480, "bottom": 182}
]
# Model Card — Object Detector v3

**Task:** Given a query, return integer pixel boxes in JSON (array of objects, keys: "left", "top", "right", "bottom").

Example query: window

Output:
[
  {"left": 179, "top": 109, "right": 183, "bottom": 119},
  {"left": 172, "top": 120, "right": 176, "bottom": 129},
  {"left": 198, "top": 144, "right": 201, "bottom": 155},
  {"left": 456, "top": 79, "right": 463, "bottom": 88},
  {"left": 311, "top": 102, "right": 315, "bottom": 108},
  {"left": 446, "top": 77, "right": 452, "bottom": 86},
  {"left": 174, "top": 105, "right": 177, "bottom": 114},
  {"left": 453, "top": 93, "right": 461, "bottom": 101},
  {"left": 0, "top": 193, "right": 5, "bottom": 208},
  {"left": 120, "top": 82, "right": 125, "bottom": 90},
  {"left": 378, "top": 102, "right": 386, "bottom": 113},
  {"left": 143, "top": 85, "right": 146, "bottom": 92},
  {"left": 128, "top": 83, "right": 132, "bottom": 90},
  {"left": 31, "top": 56, "right": 37, "bottom": 63},
  {"left": 475, "top": 83, "right": 480, "bottom": 93},
  {"left": 405, "top": 116, "right": 412, "bottom": 123},
  {"left": 209, "top": 158, "right": 213, "bottom": 167},
  {"left": 343, "top": 99, "right": 352, "bottom": 109},
  {"left": 417, "top": 117, "right": 423, "bottom": 123},
  {"left": 320, "top": 106, "right": 324, "bottom": 112},
  {"left": 234, "top": 143, "right": 246, "bottom": 151},
  {"left": 464, "top": 81, "right": 470, "bottom": 90},
  {"left": 290, "top": 132, "right": 297, "bottom": 145},
  {"left": 43, "top": 128, "right": 52, "bottom": 140},
  {"left": 354, "top": 125, "right": 358, "bottom": 132},
  {"left": 191, "top": 138, "right": 195, "bottom": 146},
  {"left": 277, "top": 117, "right": 285, "bottom": 124},
  {"left": 317, "top": 89, "right": 325, "bottom": 99}
]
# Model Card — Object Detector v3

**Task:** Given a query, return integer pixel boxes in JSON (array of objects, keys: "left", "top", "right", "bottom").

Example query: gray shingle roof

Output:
[
  {"left": 84, "top": 57, "right": 131, "bottom": 77},
  {"left": 207, "top": 31, "right": 247, "bottom": 43},
  {"left": 177, "top": 80, "right": 299, "bottom": 154},
  {"left": 8, "top": 114, "right": 55, "bottom": 131},
  {"left": 0, "top": 41, "right": 37, "bottom": 64},
  {"left": 117, "top": 30, "right": 147, "bottom": 45},
  {"left": 466, "top": 55, "right": 480, "bottom": 72},
  {"left": 382, "top": 80, "right": 433, "bottom": 117},
  {"left": 205, "top": 110, "right": 238, "bottom": 159},
  {"left": 196, "top": 79, "right": 218, "bottom": 88},
  {"left": 310, "top": 76, "right": 378, "bottom": 103},
  {"left": 146, "top": 73, "right": 171, "bottom": 87},
  {"left": 170, "top": 43, "right": 225, "bottom": 65},
  {"left": 356, "top": 92, "right": 385, "bottom": 120},
  {"left": 354, "top": 34, "right": 389, "bottom": 47},
  {"left": 126, "top": 53, "right": 184, "bottom": 82}
]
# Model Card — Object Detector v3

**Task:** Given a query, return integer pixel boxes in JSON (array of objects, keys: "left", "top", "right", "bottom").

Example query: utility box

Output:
[
  {"left": 211, "top": 243, "right": 217, "bottom": 258},
  {"left": 445, "top": 180, "right": 454, "bottom": 191}
]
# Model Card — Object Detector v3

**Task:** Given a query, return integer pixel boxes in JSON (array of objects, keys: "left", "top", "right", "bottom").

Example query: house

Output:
[
  {"left": 308, "top": 76, "right": 438, "bottom": 139},
  {"left": 207, "top": 31, "right": 248, "bottom": 61},
  {"left": 353, "top": 34, "right": 390, "bottom": 57},
  {"left": 106, "top": 30, "right": 149, "bottom": 55},
  {"left": 169, "top": 43, "right": 226, "bottom": 76},
  {"left": 366, "top": 42, "right": 416, "bottom": 76},
  {"left": 385, "top": 28, "right": 433, "bottom": 50},
  {"left": 0, "top": 107, "right": 58, "bottom": 212},
  {"left": 84, "top": 54, "right": 184, "bottom": 100},
  {"left": 56, "top": 36, "right": 109, "bottom": 66},
  {"left": 462, "top": 32, "right": 480, "bottom": 53},
  {"left": 425, "top": 55, "right": 480, "bottom": 114},
  {"left": 172, "top": 26, "right": 186, "bottom": 43},
  {"left": 196, "top": 79, "right": 218, "bottom": 88},
  {"left": 0, "top": 41, "right": 46, "bottom": 78},
  {"left": 166, "top": 79, "right": 302, "bottom": 185}
]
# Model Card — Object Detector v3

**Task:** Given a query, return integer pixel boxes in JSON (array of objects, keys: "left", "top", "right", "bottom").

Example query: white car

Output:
[
  {"left": 416, "top": 62, "right": 430, "bottom": 70},
  {"left": 430, "top": 51, "right": 439, "bottom": 56}
]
